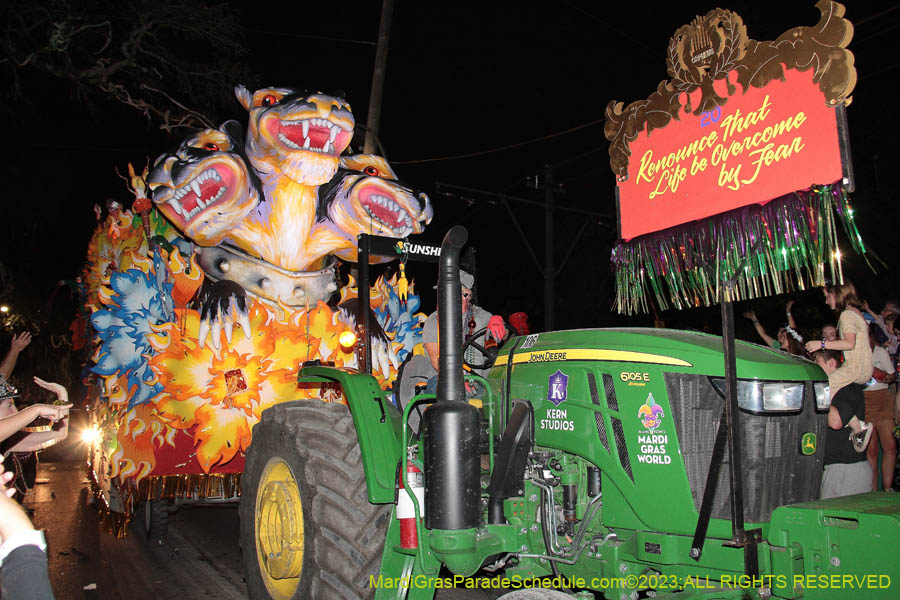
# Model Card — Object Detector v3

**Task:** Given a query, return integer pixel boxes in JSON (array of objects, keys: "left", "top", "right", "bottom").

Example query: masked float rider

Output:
[{"left": 422, "top": 270, "right": 506, "bottom": 395}]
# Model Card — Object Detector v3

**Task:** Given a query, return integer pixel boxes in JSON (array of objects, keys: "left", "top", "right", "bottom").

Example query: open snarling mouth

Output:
[
  {"left": 276, "top": 118, "right": 347, "bottom": 155},
  {"left": 358, "top": 186, "right": 417, "bottom": 237},
  {"left": 167, "top": 166, "right": 234, "bottom": 221},
  {"left": 691, "top": 47, "right": 714, "bottom": 65}
]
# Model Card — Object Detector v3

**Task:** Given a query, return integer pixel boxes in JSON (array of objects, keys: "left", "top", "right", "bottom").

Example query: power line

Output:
[
  {"left": 551, "top": 147, "right": 603, "bottom": 169},
  {"left": 392, "top": 118, "right": 605, "bottom": 165},
  {"left": 244, "top": 28, "right": 376, "bottom": 46},
  {"left": 560, "top": 0, "right": 656, "bottom": 58},
  {"left": 854, "top": 5, "right": 900, "bottom": 27}
]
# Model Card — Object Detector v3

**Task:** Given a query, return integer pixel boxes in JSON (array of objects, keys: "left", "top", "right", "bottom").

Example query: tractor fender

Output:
[{"left": 298, "top": 365, "right": 403, "bottom": 504}]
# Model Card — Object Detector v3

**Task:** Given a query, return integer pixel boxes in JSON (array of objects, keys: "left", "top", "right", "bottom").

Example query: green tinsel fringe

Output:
[{"left": 612, "top": 183, "right": 883, "bottom": 315}]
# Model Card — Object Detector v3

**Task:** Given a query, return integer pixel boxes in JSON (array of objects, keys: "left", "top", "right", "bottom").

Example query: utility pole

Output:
[
  {"left": 438, "top": 168, "right": 599, "bottom": 332},
  {"left": 364, "top": 0, "right": 394, "bottom": 154},
  {"left": 543, "top": 164, "right": 555, "bottom": 331}
]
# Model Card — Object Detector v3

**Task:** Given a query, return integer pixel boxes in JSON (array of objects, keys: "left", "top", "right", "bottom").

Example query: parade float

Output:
[{"left": 80, "top": 86, "right": 434, "bottom": 536}]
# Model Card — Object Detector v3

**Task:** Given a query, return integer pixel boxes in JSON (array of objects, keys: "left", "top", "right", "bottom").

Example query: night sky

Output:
[{"left": 1, "top": 0, "right": 897, "bottom": 343}]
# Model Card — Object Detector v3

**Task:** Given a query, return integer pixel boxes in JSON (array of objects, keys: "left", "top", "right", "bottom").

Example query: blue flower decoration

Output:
[{"left": 91, "top": 268, "right": 172, "bottom": 409}]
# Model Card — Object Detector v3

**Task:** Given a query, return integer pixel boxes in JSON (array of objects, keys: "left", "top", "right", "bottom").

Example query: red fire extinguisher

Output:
[{"left": 398, "top": 447, "right": 424, "bottom": 549}]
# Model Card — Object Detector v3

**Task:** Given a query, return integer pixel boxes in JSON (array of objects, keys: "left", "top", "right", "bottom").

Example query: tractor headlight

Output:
[
  {"left": 813, "top": 382, "right": 830, "bottom": 410},
  {"left": 757, "top": 382, "right": 805, "bottom": 412},
  {"left": 711, "top": 379, "right": 805, "bottom": 413}
]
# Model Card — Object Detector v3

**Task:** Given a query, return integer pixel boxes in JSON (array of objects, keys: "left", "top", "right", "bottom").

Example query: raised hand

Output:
[
  {"left": 33, "top": 377, "right": 69, "bottom": 404},
  {"left": 10, "top": 332, "right": 32, "bottom": 353},
  {"left": 486, "top": 315, "right": 506, "bottom": 342}
]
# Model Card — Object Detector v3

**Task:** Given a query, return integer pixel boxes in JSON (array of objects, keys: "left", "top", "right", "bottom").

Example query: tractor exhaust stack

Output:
[{"left": 424, "top": 226, "right": 481, "bottom": 531}]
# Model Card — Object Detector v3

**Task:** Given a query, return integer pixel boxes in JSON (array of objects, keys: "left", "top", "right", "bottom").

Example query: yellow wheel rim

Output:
[{"left": 255, "top": 456, "right": 304, "bottom": 599}]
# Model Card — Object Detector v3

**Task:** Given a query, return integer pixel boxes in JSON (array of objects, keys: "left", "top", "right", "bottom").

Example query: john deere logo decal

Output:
[
  {"left": 548, "top": 370, "right": 569, "bottom": 407},
  {"left": 801, "top": 432, "right": 817, "bottom": 455}
]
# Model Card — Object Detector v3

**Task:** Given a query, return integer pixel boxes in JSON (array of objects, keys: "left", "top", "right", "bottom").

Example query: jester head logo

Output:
[
  {"left": 235, "top": 85, "right": 354, "bottom": 186},
  {"left": 638, "top": 393, "right": 664, "bottom": 430},
  {"left": 147, "top": 120, "right": 260, "bottom": 246}
]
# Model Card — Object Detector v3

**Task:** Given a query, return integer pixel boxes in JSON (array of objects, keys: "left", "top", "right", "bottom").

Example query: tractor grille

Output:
[
  {"left": 604, "top": 372, "right": 619, "bottom": 411},
  {"left": 611, "top": 417, "right": 634, "bottom": 482},
  {"left": 664, "top": 373, "right": 825, "bottom": 523},
  {"left": 587, "top": 372, "right": 610, "bottom": 452}
]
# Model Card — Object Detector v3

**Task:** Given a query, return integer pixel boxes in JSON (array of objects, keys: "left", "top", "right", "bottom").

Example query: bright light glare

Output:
[
  {"left": 0, "top": 306, "right": 8, "bottom": 313},
  {"left": 338, "top": 330, "right": 357, "bottom": 349},
  {"left": 81, "top": 426, "right": 102, "bottom": 445}
]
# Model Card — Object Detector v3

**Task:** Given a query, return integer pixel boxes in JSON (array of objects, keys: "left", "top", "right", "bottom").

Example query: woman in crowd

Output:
[
  {"left": 864, "top": 322, "right": 896, "bottom": 491},
  {"left": 743, "top": 309, "right": 804, "bottom": 355},
  {"left": 804, "top": 281, "right": 874, "bottom": 451}
]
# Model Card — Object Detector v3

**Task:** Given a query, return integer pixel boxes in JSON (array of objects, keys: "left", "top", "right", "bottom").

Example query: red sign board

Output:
[{"left": 617, "top": 68, "right": 842, "bottom": 240}]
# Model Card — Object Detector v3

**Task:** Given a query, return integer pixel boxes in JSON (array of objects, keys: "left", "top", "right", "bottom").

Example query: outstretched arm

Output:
[
  {"left": 0, "top": 403, "right": 70, "bottom": 445},
  {"left": 0, "top": 378, "right": 71, "bottom": 447},
  {"left": 3, "top": 378, "right": 71, "bottom": 452},
  {"left": 805, "top": 332, "right": 857, "bottom": 354},
  {"left": 743, "top": 311, "right": 776, "bottom": 347},
  {"left": 0, "top": 332, "right": 32, "bottom": 379},
  {"left": 785, "top": 300, "right": 797, "bottom": 330}
]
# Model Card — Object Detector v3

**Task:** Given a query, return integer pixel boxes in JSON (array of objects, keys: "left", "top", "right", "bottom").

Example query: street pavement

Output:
[
  {"left": 29, "top": 430, "right": 246, "bottom": 600},
  {"left": 25, "top": 418, "right": 501, "bottom": 600}
]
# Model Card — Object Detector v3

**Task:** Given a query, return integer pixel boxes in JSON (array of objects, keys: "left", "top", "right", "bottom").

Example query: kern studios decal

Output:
[
  {"left": 541, "top": 369, "right": 574, "bottom": 432},
  {"left": 637, "top": 393, "right": 671, "bottom": 465},
  {"left": 548, "top": 370, "right": 568, "bottom": 407}
]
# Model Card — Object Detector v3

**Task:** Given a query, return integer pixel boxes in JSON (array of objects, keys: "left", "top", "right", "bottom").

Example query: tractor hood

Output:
[{"left": 494, "top": 328, "right": 824, "bottom": 382}]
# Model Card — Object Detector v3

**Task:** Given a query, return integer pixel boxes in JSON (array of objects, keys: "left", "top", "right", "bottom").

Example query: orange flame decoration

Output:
[
  {"left": 147, "top": 299, "right": 360, "bottom": 472},
  {"left": 83, "top": 210, "right": 145, "bottom": 311},
  {"left": 165, "top": 247, "right": 204, "bottom": 307}
]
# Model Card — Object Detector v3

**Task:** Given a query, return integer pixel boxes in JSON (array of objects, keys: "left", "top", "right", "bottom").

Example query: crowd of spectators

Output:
[
  {"left": 742, "top": 283, "right": 899, "bottom": 495},
  {"left": 1, "top": 332, "right": 69, "bottom": 599}
]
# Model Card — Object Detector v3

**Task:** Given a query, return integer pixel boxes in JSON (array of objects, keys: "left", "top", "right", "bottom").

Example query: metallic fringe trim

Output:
[
  {"left": 611, "top": 183, "right": 883, "bottom": 315},
  {"left": 86, "top": 464, "right": 242, "bottom": 539},
  {"left": 135, "top": 473, "right": 242, "bottom": 504},
  {"left": 86, "top": 463, "right": 131, "bottom": 539}
]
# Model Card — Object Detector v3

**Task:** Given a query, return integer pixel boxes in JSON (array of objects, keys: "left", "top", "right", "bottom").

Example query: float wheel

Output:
[{"left": 143, "top": 499, "right": 170, "bottom": 544}]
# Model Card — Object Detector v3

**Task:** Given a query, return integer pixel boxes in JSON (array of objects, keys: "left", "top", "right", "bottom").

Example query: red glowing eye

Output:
[
  {"left": 204, "top": 142, "right": 220, "bottom": 151},
  {"left": 262, "top": 94, "right": 278, "bottom": 107},
  {"left": 363, "top": 166, "right": 379, "bottom": 176}
]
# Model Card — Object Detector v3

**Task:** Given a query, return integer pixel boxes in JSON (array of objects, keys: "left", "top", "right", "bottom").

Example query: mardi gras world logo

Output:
[{"left": 638, "top": 393, "right": 664, "bottom": 430}]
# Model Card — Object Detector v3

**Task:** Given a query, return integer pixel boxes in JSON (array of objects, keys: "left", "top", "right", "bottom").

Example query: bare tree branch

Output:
[{"left": 0, "top": 0, "right": 255, "bottom": 130}]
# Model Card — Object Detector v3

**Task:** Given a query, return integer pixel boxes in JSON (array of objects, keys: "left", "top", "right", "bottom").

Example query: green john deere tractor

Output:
[{"left": 239, "top": 226, "right": 900, "bottom": 599}]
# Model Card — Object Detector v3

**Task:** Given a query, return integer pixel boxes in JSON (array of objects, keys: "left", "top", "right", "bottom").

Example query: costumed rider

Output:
[
  {"left": 814, "top": 349, "right": 871, "bottom": 499},
  {"left": 422, "top": 269, "right": 506, "bottom": 395}
]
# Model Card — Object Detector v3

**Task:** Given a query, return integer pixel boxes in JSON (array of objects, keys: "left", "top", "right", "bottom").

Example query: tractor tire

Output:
[
  {"left": 143, "top": 499, "right": 170, "bottom": 544},
  {"left": 240, "top": 401, "right": 391, "bottom": 600},
  {"left": 496, "top": 590, "right": 575, "bottom": 599}
]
